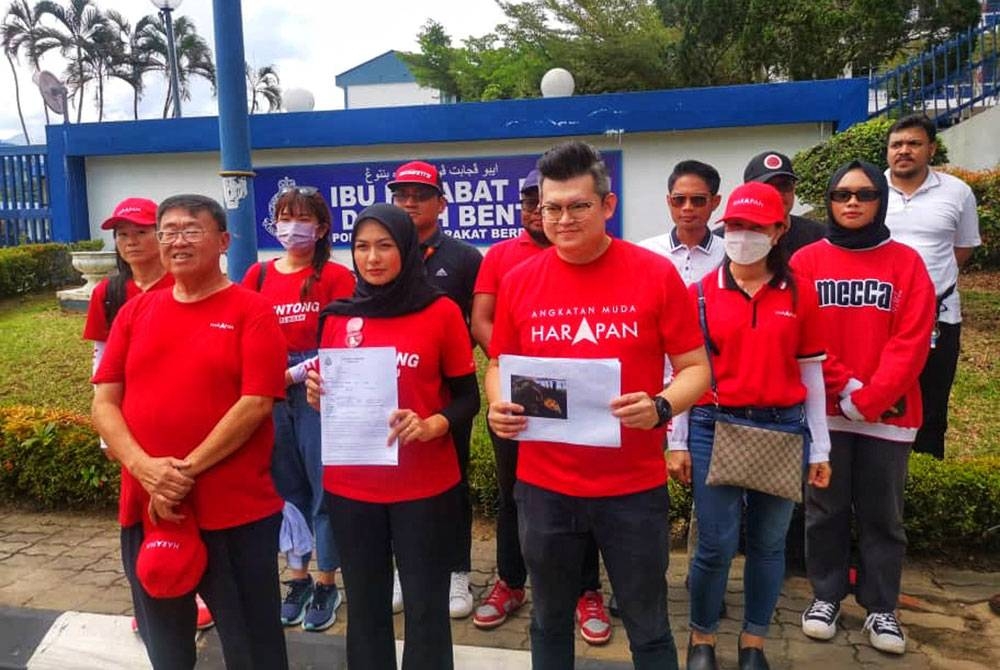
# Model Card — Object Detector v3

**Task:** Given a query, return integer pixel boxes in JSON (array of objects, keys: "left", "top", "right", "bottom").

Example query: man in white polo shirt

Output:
[{"left": 884, "top": 114, "right": 981, "bottom": 460}]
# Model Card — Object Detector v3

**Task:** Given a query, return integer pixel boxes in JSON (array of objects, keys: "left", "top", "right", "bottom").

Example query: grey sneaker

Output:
[
  {"left": 280, "top": 576, "right": 313, "bottom": 626},
  {"left": 302, "top": 582, "right": 342, "bottom": 632},
  {"left": 802, "top": 599, "right": 840, "bottom": 640},
  {"left": 863, "top": 611, "right": 906, "bottom": 654}
]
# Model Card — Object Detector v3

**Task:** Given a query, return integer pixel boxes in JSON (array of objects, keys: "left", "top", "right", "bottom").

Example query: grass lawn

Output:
[{"left": 1, "top": 272, "right": 998, "bottom": 462}]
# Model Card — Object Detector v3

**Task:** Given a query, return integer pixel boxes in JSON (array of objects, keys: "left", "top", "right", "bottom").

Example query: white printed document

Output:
[
  {"left": 499, "top": 355, "right": 622, "bottom": 448},
  {"left": 319, "top": 347, "right": 398, "bottom": 466}
]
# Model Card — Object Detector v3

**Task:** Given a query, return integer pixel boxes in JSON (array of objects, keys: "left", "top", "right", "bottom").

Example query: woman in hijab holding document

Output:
[{"left": 305, "top": 203, "right": 479, "bottom": 670}]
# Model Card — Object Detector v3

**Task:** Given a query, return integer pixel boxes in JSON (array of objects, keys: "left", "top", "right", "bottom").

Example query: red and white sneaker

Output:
[
  {"left": 576, "top": 591, "right": 612, "bottom": 645},
  {"left": 195, "top": 593, "right": 215, "bottom": 631},
  {"left": 473, "top": 579, "right": 526, "bottom": 629}
]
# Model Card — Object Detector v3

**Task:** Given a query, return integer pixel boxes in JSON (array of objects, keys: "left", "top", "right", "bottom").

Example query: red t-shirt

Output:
[
  {"left": 82, "top": 274, "right": 175, "bottom": 342},
  {"left": 693, "top": 263, "right": 826, "bottom": 408},
  {"left": 474, "top": 231, "right": 547, "bottom": 296},
  {"left": 321, "top": 297, "right": 476, "bottom": 503},
  {"left": 241, "top": 260, "right": 355, "bottom": 353},
  {"left": 93, "top": 284, "right": 287, "bottom": 530},
  {"left": 490, "top": 239, "right": 703, "bottom": 497}
]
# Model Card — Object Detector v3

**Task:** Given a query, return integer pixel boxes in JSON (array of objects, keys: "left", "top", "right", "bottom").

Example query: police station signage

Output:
[{"left": 253, "top": 152, "right": 623, "bottom": 249}]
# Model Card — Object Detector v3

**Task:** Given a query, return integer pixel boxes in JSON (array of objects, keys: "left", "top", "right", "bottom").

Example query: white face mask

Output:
[
  {"left": 724, "top": 229, "right": 774, "bottom": 265},
  {"left": 275, "top": 221, "right": 317, "bottom": 251}
]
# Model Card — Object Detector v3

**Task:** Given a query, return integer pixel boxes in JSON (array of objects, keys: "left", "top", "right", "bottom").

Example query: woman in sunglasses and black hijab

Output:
[{"left": 791, "top": 160, "right": 935, "bottom": 656}]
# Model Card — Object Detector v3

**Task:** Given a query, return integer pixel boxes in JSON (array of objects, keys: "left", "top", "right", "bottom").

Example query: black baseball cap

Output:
[{"left": 744, "top": 151, "right": 797, "bottom": 183}]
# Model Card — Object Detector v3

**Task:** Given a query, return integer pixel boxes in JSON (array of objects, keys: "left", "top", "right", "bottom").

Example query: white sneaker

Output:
[
  {"left": 863, "top": 611, "right": 906, "bottom": 654},
  {"left": 392, "top": 569, "right": 404, "bottom": 614},
  {"left": 801, "top": 599, "right": 840, "bottom": 640},
  {"left": 449, "top": 571, "right": 474, "bottom": 619}
]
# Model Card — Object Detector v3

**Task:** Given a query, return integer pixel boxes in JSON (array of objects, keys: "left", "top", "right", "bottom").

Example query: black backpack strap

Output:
[{"left": 255, "top": 261, "right": 267, "bottom": 292}]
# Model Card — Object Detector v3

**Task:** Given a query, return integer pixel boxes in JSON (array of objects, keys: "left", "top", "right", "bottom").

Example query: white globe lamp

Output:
[
  {"left": 540, "top": 68, "right": 575, "bottom": 98},
  {"left": 283, "top": 88, "right": 315, "bottom": 112}
]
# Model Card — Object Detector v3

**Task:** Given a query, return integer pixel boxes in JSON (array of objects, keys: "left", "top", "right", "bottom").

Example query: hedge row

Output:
[
  {"left": 2, "top": 406, "right": 996, "bottom": 554},
  {"left": 0, "top": 240, "right": 103, "bottom": 299},
  {"left": 792, "top": 117, "right": 999, "bottom": 270}
]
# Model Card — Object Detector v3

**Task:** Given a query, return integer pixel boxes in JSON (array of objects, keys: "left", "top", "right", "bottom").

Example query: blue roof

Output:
[{"left": 335, "top": 50, "right": 416, "bottom": 87}]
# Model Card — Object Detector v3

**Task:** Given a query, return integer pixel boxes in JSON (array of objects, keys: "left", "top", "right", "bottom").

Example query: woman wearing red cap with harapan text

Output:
[
  {"left": 667, "top": 182, "right": 832, "bottom": 670},
  {"left": 83, "top": 198, "right": 213, "bottom": 633}
]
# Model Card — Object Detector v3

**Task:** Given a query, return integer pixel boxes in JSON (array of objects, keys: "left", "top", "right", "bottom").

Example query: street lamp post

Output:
[{"left": 150, "top": 0, "right": 184, "bottom": 118}]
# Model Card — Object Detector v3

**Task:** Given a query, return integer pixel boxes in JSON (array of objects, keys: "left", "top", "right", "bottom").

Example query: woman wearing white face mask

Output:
[
  {"left": 667, "top": 182, "right": 832, "bottom": 670},
  {"left": 241, "top": 185, "right": 355, "bottom": 632}
]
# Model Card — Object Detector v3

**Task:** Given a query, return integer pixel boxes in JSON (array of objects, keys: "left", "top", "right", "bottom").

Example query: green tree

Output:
[
  {"left": 245, "top": 62, "right": 280, "bottom": 113},
  {"left": 400, "top": 20, "right": 460, "bottom": 101},
  {"left": 136, "top": 13, "right": 215, "bottom": 118},
  {"left": 34, "top": 0, "right": 107, "bottom": 123},
  {"left": 105, "top": 11, "right": 156, "bottom": 121},
  {"left": 657, "top": 0, "right": 751, "bottom": 86},
  {"left": 1, "top": 0, "right": 45, "bottom": 141}
]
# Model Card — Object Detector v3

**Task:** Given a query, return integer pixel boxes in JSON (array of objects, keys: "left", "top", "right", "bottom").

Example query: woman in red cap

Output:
[
  {"left": 667, "top": 182, "right": 832, "bottom": 670},
  {"left": 83, "top": 198, "right": 213, "bottom": 632}
]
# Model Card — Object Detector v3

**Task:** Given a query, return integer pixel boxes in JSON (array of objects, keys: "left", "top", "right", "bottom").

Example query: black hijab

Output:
[
  {"left": 323, "top": 203, "right": 444, "bottom": 318},
  {"left": 825, "top": 159, "right": 891, "bottom": 251}
]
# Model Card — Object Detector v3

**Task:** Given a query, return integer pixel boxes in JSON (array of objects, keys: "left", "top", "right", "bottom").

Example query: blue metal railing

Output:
[
  {"left": 869, "top": 21, "right": 1000, "bottom": 128},
  {"left": 0, "top": 145, "right": 51, "bottom": 246}
]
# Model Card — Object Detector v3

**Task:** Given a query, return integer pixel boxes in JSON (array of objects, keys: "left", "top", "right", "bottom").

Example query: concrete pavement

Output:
[{"left": 1, "top": 508, "right": 998, "bottom": 669}]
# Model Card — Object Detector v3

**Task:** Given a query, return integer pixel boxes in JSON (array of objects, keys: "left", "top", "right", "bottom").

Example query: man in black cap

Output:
[
  {"left": 743, "top": 151, "right": 825, "bottom": 255},
  {"left": 388, "top": 159, "right": 483, "bottom": 619}
]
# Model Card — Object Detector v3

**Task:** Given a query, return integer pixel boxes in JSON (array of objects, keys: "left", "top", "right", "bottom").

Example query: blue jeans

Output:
[
  {"left": 688, "top": 404, "right": 805, "bottom": 638},
  {"left": 272, "top": 350, "right": 339, "bottom": 572}
]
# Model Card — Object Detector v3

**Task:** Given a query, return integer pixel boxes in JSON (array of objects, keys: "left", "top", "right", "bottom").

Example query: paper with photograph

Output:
[
  {"left": 319, "top": 346, "right": 399, "bottom": 466},
  {"left": 499, "top": 354, "right": 622, "bottom": 447}
]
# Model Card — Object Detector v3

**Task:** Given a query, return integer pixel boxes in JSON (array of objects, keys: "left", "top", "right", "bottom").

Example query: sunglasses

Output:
[
  {"left": 829, "top": 189, "right": 881, "bottom": 203},
  {"left": 279, "top": 185, "right": 319, "bottom": 197},
  {"left": 391, "top": 188, "right": 440, "bottom": 204},
  {"left": 668, "top": 194, "right": 711, "bottom": 208}
]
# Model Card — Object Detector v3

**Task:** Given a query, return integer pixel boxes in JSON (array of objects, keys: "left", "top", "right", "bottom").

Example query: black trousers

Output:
[
  {"left": 913, "top": 321, "right": 960, "bottom": 460},
  {"left": 805, "top": 432, "right": 910, "bottom": 612},
  {"left": 491, "top": 426, "right": 600, "bottom": 591},
  {"left": 516, "top": 481, "right": 678, "bottom": 670},
  {"left": 327, "top": 486, "right": 461, "bottom": 670},
  {"left": 451, "top": 416, "right": 474, "bottom": 572},
  {"left": 121, "top": 513, "right": 287, "bottom": 670}
]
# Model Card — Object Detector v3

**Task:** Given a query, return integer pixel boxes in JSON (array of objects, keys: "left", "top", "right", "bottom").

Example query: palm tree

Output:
[
  {"left": 137, "top": 13, "right": 215, "bottom": 118},
  {"left": 105, "top": 11, "right": 155, "bottom": 120},
  {"left": 246, "top": 62, "right": 281, "bottom": 113},
  {"left": 35, "top": 0, "right": 108, "bottom": 123},
  {"left": 2, "top": 0, "right": 55, "bottom": 140}
]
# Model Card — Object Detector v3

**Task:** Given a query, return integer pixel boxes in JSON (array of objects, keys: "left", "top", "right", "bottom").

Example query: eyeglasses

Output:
[
  {"left": 767, "top": 177, "right": 796, "bottom": 194},
  {"left": 829, "top": 189, "right": 881, "bottom": 203},
  {"left": 279, "top": 185, "right": 319, "bottom": 197},
  {"left": 156, "top": 228, "right": 207, "bottom": 244},
  {"left": 539, "top": 201, "right": 596, "bottom": 222},
  {"left": 391, "top": 188, "right": 439, "bottom": 204},
  {"left": 668, "top": 194, "right": 711, "bottom": 208},
  {"left": 520, "top": 198, "right": 540, "bottom": 213}
]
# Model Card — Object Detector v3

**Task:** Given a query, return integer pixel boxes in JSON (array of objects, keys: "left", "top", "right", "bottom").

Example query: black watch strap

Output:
[{"left": 653, "top": 395, "right": 673, "bottom": 428}]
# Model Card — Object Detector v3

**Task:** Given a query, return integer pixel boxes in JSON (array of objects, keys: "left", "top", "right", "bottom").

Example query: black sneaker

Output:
[
  {"left": 302, "top": 582, "right": 342, "bottom": 632},
  {"left": 863, "top": 611, "right": 906, "bottom": 654},
  {"left": 280, "top": 576, "right": 314, "bottom": 626},
  {"left": 801, "top": 599, "right": 840, "bottom": 640}
]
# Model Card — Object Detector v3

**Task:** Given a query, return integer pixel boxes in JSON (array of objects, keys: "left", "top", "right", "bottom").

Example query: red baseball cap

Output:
[
  {"left": 718, "top": 182, "right": 786, "bottom": 226},
  {"left": 100, "top": 197, "right": 158, "bottom": 230},
  {"left": 136, "top": 508, "right": 207, "bottom": 599},
  {"left": 387, "top": 161, "right": 443, "bottom": 193}
]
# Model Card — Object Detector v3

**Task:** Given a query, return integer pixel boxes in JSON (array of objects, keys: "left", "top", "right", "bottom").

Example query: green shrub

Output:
[
  {"left": 939, "top": 166, "right": 1000, "bottom": 271},
  {"left": 793, "top": 117, "right": 949, "bottom": 208},
  {"left": 0, "top": 243, "right": 88, "bottom": 298},
  {"left": 0, "top": 405, "right": 119, "bottom": 509}
]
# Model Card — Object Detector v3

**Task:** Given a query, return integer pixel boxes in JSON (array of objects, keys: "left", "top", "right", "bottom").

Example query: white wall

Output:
[
  {"left": 346, "top": 82, "right": 442, "bottom": 109},
  {"left": 85, "top": 121, "right": 832, "bottom": 266},
  {"left": 940, "top": 104, "right": 1000, "bottom": 170}
]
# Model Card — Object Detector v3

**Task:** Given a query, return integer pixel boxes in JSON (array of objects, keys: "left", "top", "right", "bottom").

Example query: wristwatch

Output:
[{"left": 653, "top": 395, "right": 673, "bottom": 428}]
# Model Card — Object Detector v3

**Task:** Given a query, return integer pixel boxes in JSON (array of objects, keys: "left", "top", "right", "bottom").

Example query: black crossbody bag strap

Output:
[{"left": 695, "top": 280, "right": 720, "bottom": 407}]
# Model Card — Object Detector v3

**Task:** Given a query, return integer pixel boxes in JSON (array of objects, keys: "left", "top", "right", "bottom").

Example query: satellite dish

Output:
[{"left": 34, "top": 70, "right": 68, "bottom": 116}]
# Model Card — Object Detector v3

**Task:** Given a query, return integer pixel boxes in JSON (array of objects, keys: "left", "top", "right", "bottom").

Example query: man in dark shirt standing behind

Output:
[
  {"left": 743, "top": 151, "right": 825, "bottom": 254},
  {"left": 388, "top": 160, "right": 483, "bottom": 619}
]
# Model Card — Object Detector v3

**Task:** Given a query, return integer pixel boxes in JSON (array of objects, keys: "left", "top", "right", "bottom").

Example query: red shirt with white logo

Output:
[
  {"left": 693, "top": 263, "right": 826, "bottom": 408},
  {"left": 474, "top": 230, "right": 547, "bottom": 296},
  {"left": 241, "top": 260, "right": 355, "bottom": 352},
  {"left": 321, "top": 297, "right": 476, "bottom": 503},
  {"left": 490, "top": 239, "right": 703, "bottom": 497},
  {"left": 83, "top": 274, "right": 175, "bottom": 342},
  {"left": 93, "top": 285, "right": 287, "bottom": 530}
]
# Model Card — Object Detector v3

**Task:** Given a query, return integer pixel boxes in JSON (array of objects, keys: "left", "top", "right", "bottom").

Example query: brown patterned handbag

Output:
[{"left": 696, "top": 281, "right": 804, "bottom": 503}]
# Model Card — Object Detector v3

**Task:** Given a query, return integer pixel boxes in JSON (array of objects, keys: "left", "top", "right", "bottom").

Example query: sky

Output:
[{"left": 0, "top": 0, "right": 510, "bottom": 144}]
